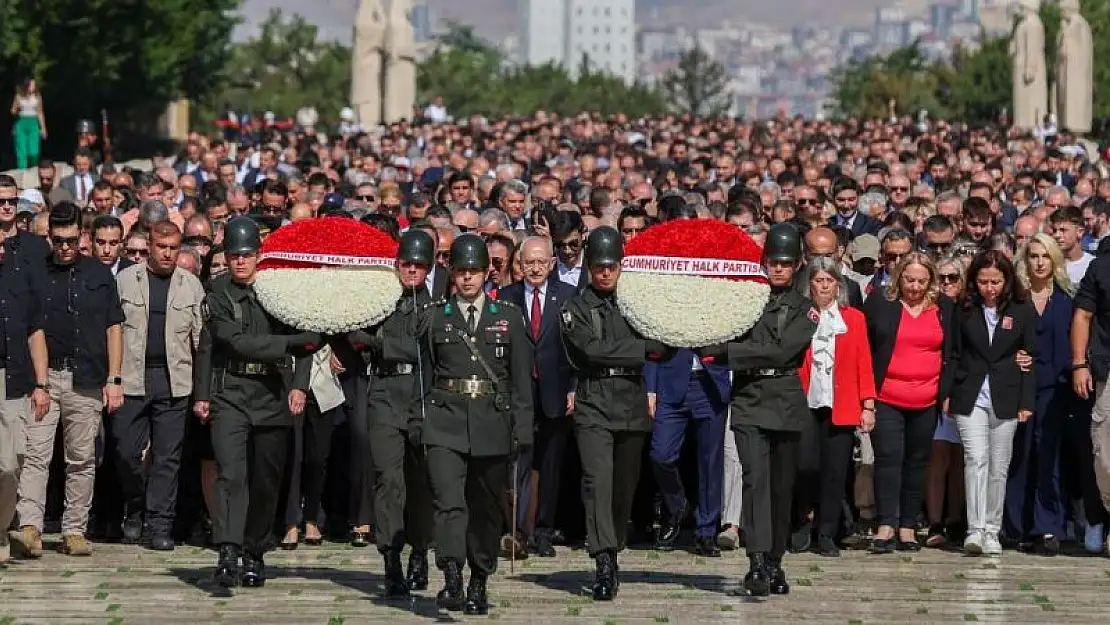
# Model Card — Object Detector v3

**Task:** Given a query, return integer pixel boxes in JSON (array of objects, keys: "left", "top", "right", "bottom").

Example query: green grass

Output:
[
  {"left": 1040, "top": 604, "right": 1057, "bottom": 612},
  {"left": 964, "top": 614, "right": 978, "bottom": 622},
  {"left": 1033, "top": 595, "right": 1051, "bottom": 604},
  {"left": 954, "top": 572, "right": 967, "bottom": 580},
  {"left": 916, "top": 607, "right": 929, "bottom": 615},
  {"left": 859, "top": 595, "right": 872, "bottom": 602},
  {"left": 654, "top": 617, "right": 670, "bottom": 623},
  {"left": 115, "top": 566, "right": 131, "bottom": 573},
  {"left": 602, "top": 620, "right": 617, "bottom": 625},
  {"left": 107, "top": 618, "right": 123, "bottom": 625},
  {"left": 646, "top": 551, "right": 661, "bottom": 560},
  {"left": 0, "top": 617, "right": 15, "bottom": 625},
  {"left": 900, "top": 555, "right": 913, "bottom": 563},
  {"left": 848, "top": 620, "right": 863, "bottom": 625},
  {"left": 500, "top": 600, "right": 511, "bottom": 608},
  {"left": 917, "top": 586, "right": 932, "bottom": 594},
  {"left": 565, "top": 606, "right": 581, "bottom": 616},
  {"left": 328, "top": 617, "right": 345, "bottom": 625},
  {"left": 106, "top": 604, "right": 121, "bottom": 613},
  {"left": 808, "top": 564, "right": 823, "bottom": 572},
  {"left": 60, "top": 569, "right": 75, "bottom": 578},
  {"left": 981, "top": 562, "right": 997, "bottom": 570},
  {"left": 288, "top": 589, "right": 302, "bottom": 596},
  {"left": 1018, "top": 581, "right": 1035, "bottom": 591},
  {"left": 796, "top": 578, "right": 813, "bottom": 587},
  {"left": 94, "top": 591, "right": 109, "bottom": 600},
  {"left": 719, "top": 604, "right": 734, "bottom": 612}
]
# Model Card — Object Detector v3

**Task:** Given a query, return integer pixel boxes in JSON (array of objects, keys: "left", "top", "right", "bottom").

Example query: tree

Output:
[
  {"left": 199, "top": 9, "right": 351, "bottom": 127},
  {"left": 828, "top": 41, "right": 945, "bottom": 119},
  {"left": 658, "top": 47, "right": 731, "bottom": 117},
  {"left": 0, "top": 0, "right": 239, "bottom": 161}
]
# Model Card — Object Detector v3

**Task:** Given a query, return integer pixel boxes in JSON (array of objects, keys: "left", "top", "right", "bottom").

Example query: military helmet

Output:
[
  {"left": 763, "top": 222, "right": 803, "bottom": 263},
  {"left": 584, "top": 226, "right": 623, "bottom": 267},
  {"left": 223, "top": 216, "right": 262, "bottom": 255},
  {"left": 75, "top": 119, "right": 95, "bottom": 135},
  {"left": 449, "top": 234, "right": 489, "bottom": 270},
  {"left": 398, "top": 229, "right": 435, "bottom": 267}
]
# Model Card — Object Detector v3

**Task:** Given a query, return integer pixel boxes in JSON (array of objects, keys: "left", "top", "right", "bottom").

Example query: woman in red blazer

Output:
[{"left": 798, "top": 257, "right": 878, "bottom": 557}]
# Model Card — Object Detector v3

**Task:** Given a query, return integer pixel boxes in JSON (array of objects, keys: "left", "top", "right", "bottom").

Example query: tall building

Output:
[
  {"left": 518, "top": 0, "right": 637, "bottom": 84},
  {"left": 411, "top": 2, "right": 433, "bottom": 42}
]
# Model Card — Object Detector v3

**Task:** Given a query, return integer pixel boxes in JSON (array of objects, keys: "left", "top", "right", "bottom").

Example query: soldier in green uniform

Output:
[
  {"left": 200, "top": 217, "right": 319, "bottom": 588},
  {"left": 560, "top": 226, "right": 673, "bottom": 601},
  {"left": 698, "top": 222, "right": 817, "bottom": 598},
  {"left": 347, "top": 230, "right": 436, "bottom": 597},
  {"left": 417, "top": 234, "right": 533, "bottom": 615}
]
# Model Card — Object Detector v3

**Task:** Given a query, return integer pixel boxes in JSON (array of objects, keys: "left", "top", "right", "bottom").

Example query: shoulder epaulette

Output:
[{"left": 497, "top": 299, "right": 519, "bottom": 309}]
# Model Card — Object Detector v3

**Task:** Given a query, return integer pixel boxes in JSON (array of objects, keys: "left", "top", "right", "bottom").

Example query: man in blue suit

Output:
[
  {"left": 645, "top": 348, "right": 730, "bottom": 556},
  {"left": 498, "top": 236, "right": 577, "bottom": 557}
]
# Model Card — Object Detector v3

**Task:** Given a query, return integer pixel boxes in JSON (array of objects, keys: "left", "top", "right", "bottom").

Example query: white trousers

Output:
[
  {"left": 722, "top": 407, "right": 743, "bottom": 526},
  {"left": 955, "top": 404, "right": 1018, "bottom": 538}
]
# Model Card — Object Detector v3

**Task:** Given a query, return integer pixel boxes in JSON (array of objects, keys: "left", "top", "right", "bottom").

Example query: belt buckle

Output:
[
  {"left": 245, "top": 363, "right": 264, "bottom": 375},
  {"left": 397, "top": 363, "right": 414, "bottom": 375},
  {"left": 758, "top": 368, "right": 775, "bottom": 376}
]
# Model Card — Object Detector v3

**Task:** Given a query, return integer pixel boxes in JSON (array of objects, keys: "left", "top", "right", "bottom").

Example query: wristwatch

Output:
[
  {"left": 1071, "top": 362, "right": 1090, "bottom": 372},
  {"left": 34, "top": 382, "right": 50, "bottom": 391},
  {"left": 109, "top": 377, "right": 123, "bottom": 385}
]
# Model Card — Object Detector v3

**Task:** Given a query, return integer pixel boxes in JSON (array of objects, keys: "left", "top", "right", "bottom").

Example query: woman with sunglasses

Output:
[
  {"left": 923, "top": 257, "right": 967, "bottom": 547},
  {"left": 1005, "top": 234, "right": 1075, "bottom": 554}
]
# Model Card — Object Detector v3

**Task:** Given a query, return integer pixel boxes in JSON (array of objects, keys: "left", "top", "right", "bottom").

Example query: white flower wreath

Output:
[
  {"left": 254, "top": 267, "right": 402, "bottom": 333},
  {"left": 616, "top": 272, "right": 770, "bottom": 348}
]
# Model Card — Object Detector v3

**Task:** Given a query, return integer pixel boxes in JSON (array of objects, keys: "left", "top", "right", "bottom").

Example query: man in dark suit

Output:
[
  {"left": 804, "top": 226, "right": 864, "bottom": 308},
  {"left": 645, "top": 348, "right": 730, "bottom": 556},
  {"left": 498, "top": 237, "right": 577, "bottom": 557},
  {"left": 58, "top": 148, "right": 100, "bottom": 207},
  {"left": 827, "top": 177, "right": 881, "bottom": 237}
]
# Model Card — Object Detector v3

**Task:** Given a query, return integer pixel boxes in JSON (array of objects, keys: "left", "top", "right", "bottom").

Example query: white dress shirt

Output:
[{"left": 557, "top": 259, "right": 582, "bottom": 287}]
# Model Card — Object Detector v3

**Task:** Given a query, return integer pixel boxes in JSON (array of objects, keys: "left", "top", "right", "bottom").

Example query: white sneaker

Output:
[
  {"left": 983, "top": 534, "right": 1002, "bottom": 556},
  {"left": 964, "top": 531, "right": 983, "bottom": 556}
]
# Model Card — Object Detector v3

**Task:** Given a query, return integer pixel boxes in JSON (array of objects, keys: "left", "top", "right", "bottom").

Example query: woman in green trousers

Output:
[{"left": 10, "top": 78, "right": 47, "bottom": 169}]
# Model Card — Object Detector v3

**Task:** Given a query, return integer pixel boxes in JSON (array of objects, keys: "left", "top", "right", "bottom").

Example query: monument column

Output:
[
  {"left": 352, "top": 0, "right": 387, "bottom": 128},
  {"left": 1056, "top": 0, "right": 1094, "bottom": 134},
  {"left": 1010, "top": 0, "right": 1049, "bottom": 132},
  {"left": 383, "top": 0, "right": 417, "bottom": 124}
]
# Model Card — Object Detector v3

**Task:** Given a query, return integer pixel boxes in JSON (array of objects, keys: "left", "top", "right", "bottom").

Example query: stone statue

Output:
[
  {"left": 1010, "top": 0, "right": 1049, "bottom": 132},
  {"left": 352, "top": 0, "right": 386, "bottom": 128},
  {"left": 1056, "top": 0, "right": 1094, "bottom": 134},
  {"left": 383, "top": 0, "right": 417, "bottom": 123}
]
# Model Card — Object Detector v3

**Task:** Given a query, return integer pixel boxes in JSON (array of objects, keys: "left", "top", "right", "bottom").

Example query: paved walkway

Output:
[{"left": 1, "top": 536, "right": 1108, "bottom": 623}]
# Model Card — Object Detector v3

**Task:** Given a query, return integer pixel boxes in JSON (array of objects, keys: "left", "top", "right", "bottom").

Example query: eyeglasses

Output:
[
  {"left": 556, "top": 240, "right": 582, "bottom": 251},
  {"left": 797, "top": 198, "right": 820, "bottom": 206},
  {"left": 491, "top": 258, "right": 506, "bottom": 269},
  {"left": 883, "top": 252, "right": 908, "bottom": 263},
  {"left": 925, "top": 242, "right": 952, "bottom": 254},
  {"left": 52, "top": 236, "right": 80, "bottom": 248},
  {"left": 436, "top": 250, "right": 451, "bottom": 260},
  {"left": 890, "top": 186, "right": 910, "bottom": 192},
  {"left": 126, "top": 247, "right": 149, "bottom": 257},
  {"left": 357, "top": 195, "right": 377, "bottom": 202},
  {"left": 954, "top": 246, "right": 978, "bottom": 256},
  {"left": 0, "top": 197, "right": 17, "bottom": 206},
  {"left": 939, "top": 273, "right": 961, "bottom": 284}
]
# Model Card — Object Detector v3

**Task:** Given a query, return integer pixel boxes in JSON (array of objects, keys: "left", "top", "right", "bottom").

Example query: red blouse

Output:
[{"left": 878, "top": 306, "right": 943, "bottom": 410}]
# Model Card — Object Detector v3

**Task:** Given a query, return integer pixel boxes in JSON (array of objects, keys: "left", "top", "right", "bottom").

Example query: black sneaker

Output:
[{"left": 817, "top": 535, "right": 841, "bottom": 557}]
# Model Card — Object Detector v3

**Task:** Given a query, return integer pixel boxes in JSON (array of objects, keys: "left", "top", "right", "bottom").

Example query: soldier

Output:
[
  {"left": 417, "top": 234, "right": 533, "bottom": 615},
  {"left": 347, "top": 230, "right": 436, "bottom": 597},
  {"left": 560, "top": 226, "right": 673, "bottom": 601},
  {"left": 698, "top": 222, "right": 818, "bottom": 597},
  {"left": 197, "top": 217, "right": 318, "bottom": 588}
]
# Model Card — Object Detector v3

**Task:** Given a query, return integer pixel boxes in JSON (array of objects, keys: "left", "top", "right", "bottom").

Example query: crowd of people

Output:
[{"left": 2, "top": 109, "right": 1110, "bottom": 613}]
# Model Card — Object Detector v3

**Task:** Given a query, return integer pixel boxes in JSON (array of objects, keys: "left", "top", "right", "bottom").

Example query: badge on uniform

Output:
[
  {"left": 495, "top": 346, "right": 505, "bottom": 358},
  {"left": 562, "top": 310, "right": 573, "bottom": 327},
  {"left": 201, "top": 301, "right": 210, "bottom": 322},
  {"left": 1001, "top": 316, "right": 1013, "bottom": 330},
  {"left": 807, "top": 307, "right": 819, "bottom": 323}
]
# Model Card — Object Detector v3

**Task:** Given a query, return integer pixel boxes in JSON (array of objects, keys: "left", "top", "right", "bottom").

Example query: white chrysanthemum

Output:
[
  {"left": 254, "top": 267, "right": 401, "bottom": 333},
  {"left": 616, "top": 273, "right": 770, "bottom": 347}
]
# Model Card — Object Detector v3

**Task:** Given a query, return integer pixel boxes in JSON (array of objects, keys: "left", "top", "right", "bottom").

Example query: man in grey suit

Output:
[{"left": 58, "top": 147, "right": 99, "bottom": 207}]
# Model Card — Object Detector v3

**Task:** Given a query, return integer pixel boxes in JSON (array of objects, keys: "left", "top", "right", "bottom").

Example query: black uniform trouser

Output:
[
  {"left": 211, "top": 413, "right": 289, "bottom": 555},
  {"left": 576, "top": 425, "right": 646, "bottom": 556},
  {"left": 370, "top": 423, "right": 433, "bottom": 553},
  {"left": 426, "top": 445, "right": 507, "bottom": 576},
  {"left": 736, "top": 425, "right": 800, "bottom": 559},
  {"left": 533, "top": 416, "right": 572, "bottom": 533},
  {"left": 110, "top": 367, "right": 188, "bottom": 534}
]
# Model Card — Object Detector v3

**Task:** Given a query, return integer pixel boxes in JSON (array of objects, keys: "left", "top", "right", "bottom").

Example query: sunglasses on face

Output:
[
  {"left": 556, "top": 240, "right": 582, "bottom": 251},
  {"left": 939, "top": 273, "right": 961, "bottom": 284},
  {"left": 126, "top": 247, "right": 149, "bottom": 257},
  {"left": 357, "top": 195, "right": 377, "bottom": 202},
  {"left": 926, "top": 242, "right": 952, "bottom": 254},
  {"left": 797, "top": 198, "right": 820, "bottom": 206},
  {"left": 52, "top": 236, "right": 81, "bottom": 248},
  {"left": 0, "top": 197, "right": 17, "bottom": 207},
  {"left": 884, "top": 252, "right": 907, "bottom": 263}
]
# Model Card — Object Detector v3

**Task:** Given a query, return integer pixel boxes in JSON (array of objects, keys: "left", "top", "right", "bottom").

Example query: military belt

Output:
[
  {"left": 227, "top": 361, "right": 273, "bottom": 376},
  {"left": 737, "top": 368, "right": 796, "bottom": 378},
  {"left": 436, "top": 377, "right": 496, "bottom": 397},
  {"left": 373, "top": 363, "right": 415, "bottom": 376},
  {"left": 589, "top": 367, "right": 641, "bottom": 379}
]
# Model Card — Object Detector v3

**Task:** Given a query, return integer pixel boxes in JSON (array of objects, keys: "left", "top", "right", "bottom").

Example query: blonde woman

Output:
[
  {"left": 863, "top": 253, "right": 959, "bottom": 552},
  {"left": 1004, "top": 234, "right": 1075, "bottom": 554},
  {"left": 923, "top": 257, "right": 967, "bottom": 548}
]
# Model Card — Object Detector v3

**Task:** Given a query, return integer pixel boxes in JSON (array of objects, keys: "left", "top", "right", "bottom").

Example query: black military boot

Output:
[
  {"left": 121, "top": 510, "right": 144, "bottom": 545},
  {"left": 463, "top": 572, "right": 489, "bottom": 615},
  {"left": 768, "top": 555, "right": 790, "bottom": 595},
  {"left": 213, "top": 543, "right": 239, "bottom": 588},
  {"left": 435, "top": 559, "right": 465, "bottom": 611},
  {"left": 407, "top": 550, "right": 429, "bottom": 590},
  {"left": 383, "top": 550, "right": 410, "bottom": 597},
  {"left": 737, "top": 552, "right": 770, "bottom": 597},
  {"left": 591, "top": 550, "right": 617, "bottom": 601},
  {"left": 240, "top": 552, "right": 266, "bottom": 588}
]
